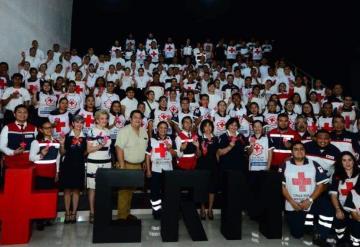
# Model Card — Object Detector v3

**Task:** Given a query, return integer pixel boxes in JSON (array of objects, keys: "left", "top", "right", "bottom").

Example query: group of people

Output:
[{"left": 0, "top": 34, "right": 359, "bottom": 246}]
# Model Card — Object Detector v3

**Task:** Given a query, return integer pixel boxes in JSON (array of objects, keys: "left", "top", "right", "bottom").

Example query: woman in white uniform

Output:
[{"left": 86, "top": 110, "right": 112, "bottom": 223}]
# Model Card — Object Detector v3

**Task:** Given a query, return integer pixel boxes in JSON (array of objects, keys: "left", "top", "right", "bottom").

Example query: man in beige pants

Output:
[{"left": 115, "top": 110, "right": 148, "bottom": 220}]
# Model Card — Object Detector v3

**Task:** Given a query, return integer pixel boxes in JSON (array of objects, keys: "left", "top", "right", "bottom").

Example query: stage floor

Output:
[{"left": 3, "top": 213, "right": 315, "bottom": 247}]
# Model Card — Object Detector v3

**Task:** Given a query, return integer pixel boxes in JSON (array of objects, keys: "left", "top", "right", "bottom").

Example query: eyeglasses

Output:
[{"left": 42, "top": 126, "right": 53, "bottom": 130}]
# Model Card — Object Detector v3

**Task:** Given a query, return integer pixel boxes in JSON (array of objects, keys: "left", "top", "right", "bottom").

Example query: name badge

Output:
[{"left": 25, "top": 134, "right": 33, "bottom": 138}]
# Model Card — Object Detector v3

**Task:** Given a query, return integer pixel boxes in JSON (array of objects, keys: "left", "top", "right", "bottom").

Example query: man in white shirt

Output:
[
  {"left": 42, "top": 50, "right": 57, "bottom": 74},
  {"left": 207, "top": 81, "right": 222, "bottom": 111},
  {"left": 27, "top": 40, "right": 45, "bottom": 61},
  {"left": 70, "top": 49, "right": 82, "bottom": 66},
  {"left": 145, "top": 33, "right": 157, "bottom": 51},
  {"left": 52, "top": 43, "right": 62, "bottom": 64},
  {"left": 110, "top": 49, "right": 126, "bottom": 67},
  {"left": 125, "top": 33, "right": 136, "bottom": 50},
  {"left": 21, "top": 48, "right": 41, "bottom": 69},
  {"left": 1, "top": 73, "right": 31, "bottom": 124},
  {"left": 121, "top": 87, "right": 138, "bottom": 120},
  {"left": 163, "top": 37, "right": 176, "bottom": 64}
]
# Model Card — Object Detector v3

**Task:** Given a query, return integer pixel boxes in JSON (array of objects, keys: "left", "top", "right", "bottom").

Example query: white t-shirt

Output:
[
  {"left": 121, "top": 97, "right": 138, "bottom": 120},
  {"left": 135, "top": 74, "right": 151, "bottom": 89},
  {"left": 96, "top": 92, "right": 120, "bottom": 110},
  {"left": 208, "top": 93, "right": 222, "bottom": 111},
  {"left": 1, "top": 87, "right": 31, "bottom": 111},
  {"left": 294, "top": 85, "right": 307, "bottom": 103}
]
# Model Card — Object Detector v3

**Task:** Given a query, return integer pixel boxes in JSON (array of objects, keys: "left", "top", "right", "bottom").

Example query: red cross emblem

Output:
[
  {"left": 28, "top": 85, "right": 37, "bottom": 93},
  {"left": 0, "top": 79, "right": 6, "bottom": 89},
  {"left": 45, "top": 97, "right": 54, "bottom": 106},
  {"left": 292, "top": 172, "right": 312, "bottom": 192},
  {"left": 75, "top": 85, "right": 83, "bottom": 94},
  {"left": 267, "top": 115, "right": 277, "bottom": 125},
  {"left": 150, "top": 50, "right": 157, "bottom": 57},
  {"left": 84, "top": 114, "right": 94, "bottom": 128},
  {"left": 340, "top": 182, "right": 354, "bottom": 196},
  {"left": 254, "top": 48, "right": 261, "bottom": 55},
  {"left": 159, "top": 113, "right": 169, "bottom": 121},
  {"left": 229, "top": 47, "right": 236, "bottom": 53},
  {"left": 253, "top": 143, "right": 263, "bottom": 156},
  {"left": 169, "top": 105, "right": 178, "bottom": 114},
  {"left": 68, "top": 99, "right": 77, "bottom": 108},
  {"left": 54, "top": 118, "right": 65, "bottom": 132},
  {"left": 166, "top": 45, "right": 173, "bottom": 51},
  {"left": 216, "top": 120, "right": 226, "bottom": 130},
  {"left": 0, "top": 167, "right": 57, "bottom": 244},
  {"left": 155, "top": 143, "right": 167, "bottom": 158},
  {"left": 316, "top": 93, "right": 324, "bottom": 102}
]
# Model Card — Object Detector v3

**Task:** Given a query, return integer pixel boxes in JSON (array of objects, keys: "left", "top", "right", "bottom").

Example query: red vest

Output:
[{"left": 177, "top": 132, "right": 197, "bottom": 170}]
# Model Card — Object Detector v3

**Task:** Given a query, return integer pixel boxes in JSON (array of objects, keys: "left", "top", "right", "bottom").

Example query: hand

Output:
[
  {"left": 54, "top": 173, "right": 59, "bottom": 183},
  {"left": 180, "top": 142, "right": 188, "bottom": 151},
  {"left": 59, "top": 135, "right": 65, "bottom": 146},
  {"left": 146, "top": 169, "right": 152, "bottom": 178},
  {"left": 335, "top": 208, "right": 345, "bottom": 220},
  {"left": 11, "top": 91, "right": 20, "bottom": 99},
  {"left": 14, "top": 147, "right": 24, "bottom": 155},
  {"left": 119, "top": 161, "right": 125, "bottom": 169},
  {"left": 40, "top": 147, "right": 49, "bottom": 157},
  {"left": 193, "top": 139, "right": 199, "bottom": 148},
  {"left": 299, "top": 199, "right": 312, "bottom": 211},
  {"left": 290, "top": 200, "right": 302, "bottom": 211},
  {"left": 283, "top": 139, "right": 292, "bottom": 148}
]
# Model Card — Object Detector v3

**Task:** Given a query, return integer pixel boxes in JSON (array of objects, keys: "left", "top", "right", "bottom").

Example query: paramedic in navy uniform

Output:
[
  {"left": 330, "top": 151, "right": 360, "bottom": 246},
  {"left": 280, "top": 141, "right": 333, "bottom": 245},
  {"left": 145, "top": 121, "right": 177, "bottom": 219}
]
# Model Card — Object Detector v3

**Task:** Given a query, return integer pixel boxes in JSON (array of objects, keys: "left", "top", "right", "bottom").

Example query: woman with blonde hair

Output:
[{"left": 86, "top": 109, "right": 112, "bottom": 223}]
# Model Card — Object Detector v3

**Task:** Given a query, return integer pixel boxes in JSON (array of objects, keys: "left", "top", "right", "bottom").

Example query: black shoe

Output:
[
  {"left": 36, "top": 222, "right": 45, "bottom": 231},
  {"left": 208, "top": 210, "right": 214, "bottom": 220},
  {"left": 200, "top": 210, "right": 206, "bottom": 220},
  {"left": 126, "top": 214, "right": 138, "bottom": 221},
  {"left": 70, "top": 213, "right": 77, "bottom": 224},
  {"left": 64, "top": 213, "right": 71, "bottom": 224},
  {"left": 153, "top": 211, "right": 161, "bottom": 220},
  {"left": 313, "top": 235, "right": 331, "bottom": 247}
]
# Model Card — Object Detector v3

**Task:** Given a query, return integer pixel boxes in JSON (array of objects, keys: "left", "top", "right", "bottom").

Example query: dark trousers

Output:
[
  {"left": 285, "top": 195, "right": 334, "bottom": 239},
  {"left": 349, "top": 219, "right": 360, "bottom": 246},
  {"left": 150, "top": 171, "right": 163, "bottom": 219},
  {"left": 333, "top": 210, "right": 349, "bottom": 242}
]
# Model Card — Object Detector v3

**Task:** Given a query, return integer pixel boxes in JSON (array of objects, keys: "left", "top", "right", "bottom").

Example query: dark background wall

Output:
[{"left": 71, "top": 0, "right": 359, "bottom": 99}]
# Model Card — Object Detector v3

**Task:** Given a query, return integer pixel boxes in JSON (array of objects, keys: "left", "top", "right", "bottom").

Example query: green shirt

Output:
[{"left": 115, "top": 125, "right": 148, "bottom": 163}]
